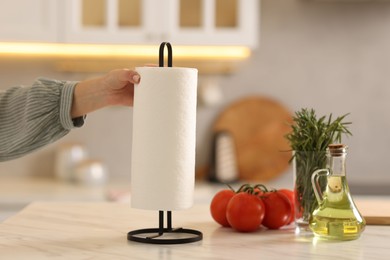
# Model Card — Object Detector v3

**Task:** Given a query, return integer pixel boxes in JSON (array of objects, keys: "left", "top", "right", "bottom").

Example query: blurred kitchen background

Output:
[{"left": 1, "top": 0, "right": 390, "bottom": 219}]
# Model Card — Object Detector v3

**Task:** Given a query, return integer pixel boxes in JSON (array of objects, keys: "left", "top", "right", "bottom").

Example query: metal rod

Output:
[
  {"left": 159, "top": 210, "right": 164, "bottom": 235},
  {"left": 167, "top": 211, "right": 172, "bottom": 230},
  {"left": 159, "top": 42, "right": 173, "bottom": 67}
]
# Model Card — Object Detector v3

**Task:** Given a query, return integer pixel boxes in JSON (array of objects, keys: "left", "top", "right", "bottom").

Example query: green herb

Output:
[{"left": 285, "top": 108, "right": 352, "bottom": 221}]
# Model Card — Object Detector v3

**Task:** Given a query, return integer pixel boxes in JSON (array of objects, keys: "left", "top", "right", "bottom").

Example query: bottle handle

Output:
[{"left": 311, "top": 169, "right": 330, "bottom": 205}]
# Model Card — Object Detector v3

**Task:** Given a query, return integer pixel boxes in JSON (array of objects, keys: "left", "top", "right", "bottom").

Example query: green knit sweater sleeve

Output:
[{"left": 0, "top": 78, "right": 82, "bottom": 161}]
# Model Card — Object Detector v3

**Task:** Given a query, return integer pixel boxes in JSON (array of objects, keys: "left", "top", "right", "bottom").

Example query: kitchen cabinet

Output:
[
  {"left": 63, "top": 0, "right": 259, "bottom": 48},
  {"left": 0, "top": 0, "right": 258, "bottom": 74},
  {"left": 0, "top": 0, "right": 59, "bottom": 42},
  {"left": 63, "top": 0, "right": 153, "bottom": 44},
  {"left": 167, "top": 0, "right": 258, "bottom": 48}
]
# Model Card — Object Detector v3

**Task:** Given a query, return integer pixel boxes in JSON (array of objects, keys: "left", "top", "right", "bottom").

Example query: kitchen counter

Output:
[
  {"left": 1, "top": 201, "right": 390, "bottom": 260},
  {"left": 0, "top": 176, "right": 114, "bottom": 222},
  {"left": 0, "top": 176, "right": 130, "bottom": 204},
  {"left": 0, "top": 176, "right": 222, "bottom": 221},
  {"left": 0, "top": 176, "right": 224, "bottom": 204},
  {"left": 0, "top": 175, "right": 290, "bottom": 205},
  {"left": 1, "top": 175, "right": 288, "bottom": 220}
]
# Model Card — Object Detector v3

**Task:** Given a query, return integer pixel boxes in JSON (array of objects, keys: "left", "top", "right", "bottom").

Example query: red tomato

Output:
[
  {"left": 226, "top": 192, "right": 265, "bottom": 232},
  {"left": 261, "top": 191, "right": 292, "bottom": 229},
  {"left": 278, "top": 189, "right": 295, "bottom": 224},
  {"left": 210, "top": 189, "right": 235, "bottom": 227}
]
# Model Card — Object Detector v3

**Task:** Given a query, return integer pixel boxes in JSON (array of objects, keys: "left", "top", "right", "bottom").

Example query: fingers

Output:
[
  {"left": 127, "top": 65, "right": 158, "bottom": 84},
  {"left": 121, "top": 69, "right": 140, "bottom": 84},
  {"left": 132, "top": 74, "right": 140, "bottom": 83}
]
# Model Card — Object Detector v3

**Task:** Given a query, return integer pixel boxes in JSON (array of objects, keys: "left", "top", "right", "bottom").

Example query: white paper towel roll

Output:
[{"left": 131, "top": 67, "right": 198, "bottom": 211}]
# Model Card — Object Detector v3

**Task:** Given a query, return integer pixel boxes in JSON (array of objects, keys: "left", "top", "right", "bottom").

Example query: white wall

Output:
[
  {"left": 1, "top": 0, "right": 390, "bottom": 187},
  {"left": 201, "top": 0, "right": 390, "bottom": 186}
]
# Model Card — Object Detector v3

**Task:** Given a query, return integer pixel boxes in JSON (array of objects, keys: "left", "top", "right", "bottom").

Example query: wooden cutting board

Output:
[
  {"left": 213, "top": 96, "right": 293, "bottom": 182},
  {"left": 355, "top": 198, "right": 390, "bottom": 225}
]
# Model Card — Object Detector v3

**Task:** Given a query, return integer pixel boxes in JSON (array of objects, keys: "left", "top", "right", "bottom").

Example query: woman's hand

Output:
[
  {"left": 101, "top": 69, "right": 140, "bottom": 107},
  {"left": 71, "top": 69, "right": 140, "bottom": 118}
]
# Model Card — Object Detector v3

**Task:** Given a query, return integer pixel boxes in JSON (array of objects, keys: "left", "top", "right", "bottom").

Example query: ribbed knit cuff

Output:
[{"left": 60, "top": 81, "right": 83, "bottom": 130}]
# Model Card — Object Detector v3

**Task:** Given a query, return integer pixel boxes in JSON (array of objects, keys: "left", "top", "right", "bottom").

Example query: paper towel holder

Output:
[
  {"left": 127, "top": 42, "right": 203, "bottom": 244},
  {"left": 127, "top": 210, "right": 203, "bottom": 244}
]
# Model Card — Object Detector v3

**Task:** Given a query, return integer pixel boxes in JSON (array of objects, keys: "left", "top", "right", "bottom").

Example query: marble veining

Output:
[{"left": 0, "top": 202, "right": 390, "bottom": 260}]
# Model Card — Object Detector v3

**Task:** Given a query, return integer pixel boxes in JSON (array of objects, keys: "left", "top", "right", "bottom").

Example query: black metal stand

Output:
[{"left": 127, "top": 211, "right": 203, "bottom": 244}]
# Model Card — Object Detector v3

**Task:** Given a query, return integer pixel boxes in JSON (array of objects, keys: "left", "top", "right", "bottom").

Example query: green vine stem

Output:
[{"left": 227, "top": 183, "right": 270, "bottom": 196}]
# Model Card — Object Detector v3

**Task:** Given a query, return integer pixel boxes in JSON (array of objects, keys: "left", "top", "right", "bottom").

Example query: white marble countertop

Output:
[
  {"left": 0, "top": 175, "right": 292, "bottom": 205},
  {"left": 0, "top": 176, "right": 221, "bottom": 204},
  {"left": 0, "top": 201, "right": 390, "bottom": 260},
  {"left": 0, "top": 176, "right": 122, "bottom": 204},
  {"left": 0, "top": 176, "right": 222, "bottom": 222}
]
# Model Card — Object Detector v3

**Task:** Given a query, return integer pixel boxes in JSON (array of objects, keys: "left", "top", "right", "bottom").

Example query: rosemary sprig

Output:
[
  {"left": 285, "top": 108, "right": 352, "bottom": 220},
  {"left": 286, "top": 109, "right": 352, "bottom": 152}
]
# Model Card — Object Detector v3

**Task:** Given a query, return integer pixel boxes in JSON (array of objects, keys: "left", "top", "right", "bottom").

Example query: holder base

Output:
[
  {"left": 128, "top": 227, "right": 203, "bottom": 244},
  {"left": 127, "top": 210, "right": 202, "bottom": 244}
]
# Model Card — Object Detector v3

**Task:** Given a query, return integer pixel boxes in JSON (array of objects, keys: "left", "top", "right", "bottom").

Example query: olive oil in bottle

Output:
[{"left": 309, "top": 145, "right": 365, "bottom": 240}]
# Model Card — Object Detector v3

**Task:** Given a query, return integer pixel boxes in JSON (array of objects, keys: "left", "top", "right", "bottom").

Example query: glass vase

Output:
[{"left": 293, "top": 151, "right": 327, "bottom": 235}]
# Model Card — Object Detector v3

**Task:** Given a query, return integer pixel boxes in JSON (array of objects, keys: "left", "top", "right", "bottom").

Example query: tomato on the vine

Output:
[
  {"left": 278, "top": 188, "right": 295, "bottom": 224},
  {"left": 226, "top": 192, "right": 265, "bottom": 232},
  {"left": 261, "top": 191, "right": 292, "bottom": 229},
  {"left": 210, "top": 189, "right": 235, "bottom": 227}
]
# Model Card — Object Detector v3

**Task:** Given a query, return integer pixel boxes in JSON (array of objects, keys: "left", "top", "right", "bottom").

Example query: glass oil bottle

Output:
[{"left": 309, "top": 144, "right": 365, "bottom": 240}]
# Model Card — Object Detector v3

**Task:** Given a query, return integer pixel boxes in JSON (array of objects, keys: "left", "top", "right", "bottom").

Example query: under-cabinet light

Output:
[{"left": 0, "top": 42, "right": 250, "bottom": 60}]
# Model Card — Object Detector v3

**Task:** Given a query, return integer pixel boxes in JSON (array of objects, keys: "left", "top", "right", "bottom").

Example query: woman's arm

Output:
[{"left": 0, "top": 69, "right": 140, "bottom": 161}]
